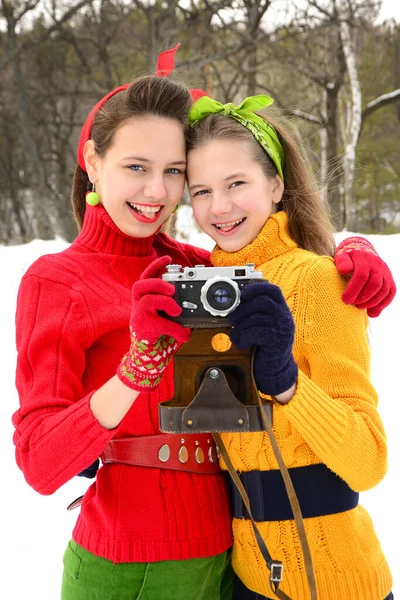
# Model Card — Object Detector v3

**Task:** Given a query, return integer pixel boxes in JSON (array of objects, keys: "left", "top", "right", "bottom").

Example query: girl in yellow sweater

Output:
[{"left": 185, "top": 95, "right": 393, "bottom": 600}]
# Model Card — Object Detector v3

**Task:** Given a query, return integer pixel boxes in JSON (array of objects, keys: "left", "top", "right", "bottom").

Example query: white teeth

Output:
[
  {"left": 129, "top": 202, "right": 162, "bottom": 214},
  {"left": 215, "top": 218, "right": 244, "bottom": 229}
]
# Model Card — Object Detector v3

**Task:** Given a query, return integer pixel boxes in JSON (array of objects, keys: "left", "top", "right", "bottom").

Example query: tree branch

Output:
[
  {"left": 0, "top": 0, "right": 93, "bottom": 72},
  {"left": 361, "top": 88, "right": 400, "bottom": 121}
]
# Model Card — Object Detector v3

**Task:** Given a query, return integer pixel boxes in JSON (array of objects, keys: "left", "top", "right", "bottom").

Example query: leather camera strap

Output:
[
  {"left": 213, "top": 360, "right": 318, "bottom": 600},
  {"left": 213, "top": 431, "right": 292, "bottom": 600},
  {"left": 257, "top": 395, "right": 318, "bottom": 600}
]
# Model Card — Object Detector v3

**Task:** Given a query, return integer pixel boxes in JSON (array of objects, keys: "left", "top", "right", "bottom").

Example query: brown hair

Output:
[
  {"left": 186, "top": 110, "right": 336, "bottom": 256},
  {"left": 72, "top": 75, "right": 192, "bottom": 229}
]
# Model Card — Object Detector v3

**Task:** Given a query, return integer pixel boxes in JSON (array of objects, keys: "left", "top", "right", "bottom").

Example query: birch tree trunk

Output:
[{"left": 338, "top": 0, "right": 362, "bottom": 231}]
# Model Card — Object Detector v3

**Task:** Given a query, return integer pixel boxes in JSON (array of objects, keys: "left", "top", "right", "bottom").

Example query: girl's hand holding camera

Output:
[
  {"left": 228, "top": 281, "right": 298, "bottom": 400},
  {"left": 117, "top": 256, "right": 190, "bottom": 392}
]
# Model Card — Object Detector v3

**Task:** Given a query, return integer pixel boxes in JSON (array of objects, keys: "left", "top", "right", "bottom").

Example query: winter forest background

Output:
[{"left": 1, "top": 0, "right": 400, "bottom": 245}]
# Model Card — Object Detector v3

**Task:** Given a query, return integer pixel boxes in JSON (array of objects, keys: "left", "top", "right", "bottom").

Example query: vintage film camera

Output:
[
  {"left": 158, "top": 263, "right": 272, "bottom": 434},
  {"left": 162, "top": 263, "right": 263, "bottom": 328}
]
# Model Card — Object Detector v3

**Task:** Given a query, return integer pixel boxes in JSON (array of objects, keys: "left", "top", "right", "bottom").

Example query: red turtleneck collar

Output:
[{"left": 74, "top": 205, "right": 155, "bottom": 257}]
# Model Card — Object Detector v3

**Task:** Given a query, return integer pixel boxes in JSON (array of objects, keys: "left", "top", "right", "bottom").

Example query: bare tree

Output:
[
  {"left": 338, "top": 0, "right": 363, "bottom": 229},
  {"left": 0, "top": 0, "right": 94, "bottom": 241},
  {"left": 1, "top": 0, "right": 54, "bottom": 239},
  {"left": 257, "top": 0, "right": 400, "bottom": 230}
]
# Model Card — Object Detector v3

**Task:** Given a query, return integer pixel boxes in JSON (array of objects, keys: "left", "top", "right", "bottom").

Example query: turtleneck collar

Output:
[
  {"left": 211, "top": 211, "right": 297, "bottom": 268},
  {"left": 73, "top": 204, "right": 155, "bottom": 256}
]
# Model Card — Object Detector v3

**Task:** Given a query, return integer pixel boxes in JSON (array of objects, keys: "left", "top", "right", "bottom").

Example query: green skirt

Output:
[{"left": 61, "top": 540, "right": 234, "bottom": 600}]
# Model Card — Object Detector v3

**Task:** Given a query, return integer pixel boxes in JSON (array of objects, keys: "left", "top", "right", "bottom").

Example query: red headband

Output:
[
  {"left": 77, "top": 84, "right": 129, "bottom": 171},
  {"left": 77, "top": 43, "right": 208, "bottom": 172}
]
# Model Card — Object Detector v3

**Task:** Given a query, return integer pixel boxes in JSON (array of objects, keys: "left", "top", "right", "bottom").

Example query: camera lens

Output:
[
  {"left": 200, "top": 276, "right": 241, "bottom": 317},
  {"left": 207, "top": 282, "right": 236, "bottom": 310}
]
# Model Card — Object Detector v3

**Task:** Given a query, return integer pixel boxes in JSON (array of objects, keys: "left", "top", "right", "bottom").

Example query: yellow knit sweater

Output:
[{"left": 211, "top": 211, "right": 392, "bottom": 600}]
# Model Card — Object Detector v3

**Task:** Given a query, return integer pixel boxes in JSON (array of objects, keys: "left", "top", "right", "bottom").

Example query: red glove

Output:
[
  {"left": 117, "top": 256, "right": 189, "bottom": 391},
  {"left": 334, "top": 236, "right": 396, "bottom": 318}
]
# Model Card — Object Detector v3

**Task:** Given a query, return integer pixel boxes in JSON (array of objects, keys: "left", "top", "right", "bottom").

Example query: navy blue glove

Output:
[
  {"left": 77, "top": 459, "right": 99, "bottom": 479},
  {"left": 228, "top": 281, "right": 298, "bottom": 396}
]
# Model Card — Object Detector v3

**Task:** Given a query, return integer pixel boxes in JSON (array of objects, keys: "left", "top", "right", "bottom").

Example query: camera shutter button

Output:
[{"left": 165, "top": 264, "right": 182, "bottom": 273}]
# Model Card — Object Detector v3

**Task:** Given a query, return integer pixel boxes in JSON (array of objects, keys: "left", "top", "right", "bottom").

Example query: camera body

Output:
[{"left": 162, "top": 263, "right": 263, "bottom": 328}]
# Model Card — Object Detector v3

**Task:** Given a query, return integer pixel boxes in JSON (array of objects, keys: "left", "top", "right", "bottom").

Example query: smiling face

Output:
[
  {"left": 84, "top": 116, "right": 186, "bottom": 237},
  {"left": 187, "top": 138, "right": 284, "bottom": 252}
]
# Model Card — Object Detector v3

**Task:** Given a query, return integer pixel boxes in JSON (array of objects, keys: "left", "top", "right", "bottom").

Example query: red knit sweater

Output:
[{"left": 12, "top": 205, "right": 232, "bottom": 563}]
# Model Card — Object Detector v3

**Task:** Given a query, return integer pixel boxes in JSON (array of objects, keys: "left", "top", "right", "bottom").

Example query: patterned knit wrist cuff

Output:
[
  {"left": 336, "top": 236, "right": 377, "bottom": 256},
  {"left": 117, "top": 362, "right": 161, "bottom": 391},
  {"left": 117, "top": 332, "right": 178, "bottom": 392}
]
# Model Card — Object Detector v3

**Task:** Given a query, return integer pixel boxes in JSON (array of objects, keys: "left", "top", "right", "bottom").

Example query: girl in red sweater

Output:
[
  {"left": 12, "top": 51, "right": 395, "bottom": 600},
  {"left": 13, "top": 70, "right": 234, "bottom": 600}
]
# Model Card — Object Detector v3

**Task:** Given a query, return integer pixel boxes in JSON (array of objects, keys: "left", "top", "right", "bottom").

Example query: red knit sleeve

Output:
[{"left": 12, "top": 273, "right": 113, "bottom": 495}]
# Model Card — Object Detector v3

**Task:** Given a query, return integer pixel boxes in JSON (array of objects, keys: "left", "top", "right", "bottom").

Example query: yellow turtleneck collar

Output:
[{"left": 210, "top": 211, "right": 298, "bottom": 268}]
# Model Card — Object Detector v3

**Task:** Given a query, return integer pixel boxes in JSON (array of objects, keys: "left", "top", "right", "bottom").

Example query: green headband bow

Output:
[{"left": 188, "top": 94, "right": 285, "bottom": 181}]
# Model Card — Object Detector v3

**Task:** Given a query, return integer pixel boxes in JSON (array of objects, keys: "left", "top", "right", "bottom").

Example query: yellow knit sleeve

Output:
[{"left": 283, "top": 256, "right": 387, "bottom": 492}]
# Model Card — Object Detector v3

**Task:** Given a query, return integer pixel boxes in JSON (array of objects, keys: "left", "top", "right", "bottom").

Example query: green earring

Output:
[
  {"left": 86, "top": 183, "right": 100, "bottom": 206},
  {"left": 171, "top": 203, "right": 179, "bottom": 214}
]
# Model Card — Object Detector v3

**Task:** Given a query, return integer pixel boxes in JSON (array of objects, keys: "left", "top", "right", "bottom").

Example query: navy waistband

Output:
[{"left": 229, "top": 463, "right": 359, "bottom": 522}]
